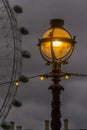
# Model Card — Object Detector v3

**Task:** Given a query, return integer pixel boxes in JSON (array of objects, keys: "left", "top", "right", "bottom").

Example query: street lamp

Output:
[{"left": 38, "top": 19, "right": 76, "bottom": 130}]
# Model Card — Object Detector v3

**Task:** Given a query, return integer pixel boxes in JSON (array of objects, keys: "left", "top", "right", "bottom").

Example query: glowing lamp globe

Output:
[{"left": 38, "top": 19, "right": 76, "bottom": 63}]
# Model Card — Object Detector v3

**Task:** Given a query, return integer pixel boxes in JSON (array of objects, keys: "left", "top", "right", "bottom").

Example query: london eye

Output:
[{"left": 0, "top": 0, "right": 22, "bottom": 126}]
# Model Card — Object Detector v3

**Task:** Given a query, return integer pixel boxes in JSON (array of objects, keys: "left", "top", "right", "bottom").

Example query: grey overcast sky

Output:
[{"left": 5, "top": 0, "right": 87, "bottom": 130}]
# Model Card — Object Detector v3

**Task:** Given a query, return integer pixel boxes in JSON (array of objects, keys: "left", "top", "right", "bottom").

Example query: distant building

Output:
[
  {"left": 9, "top": 122, "right": 22, "bottom": 130},
  {"left": 6, "top": 119, "right": 87, "bottom": 130}
]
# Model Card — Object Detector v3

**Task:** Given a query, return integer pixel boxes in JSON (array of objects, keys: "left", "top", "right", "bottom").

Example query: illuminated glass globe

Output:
[{"left": 38, "top": 19, "right": 76, "bottom": 63}]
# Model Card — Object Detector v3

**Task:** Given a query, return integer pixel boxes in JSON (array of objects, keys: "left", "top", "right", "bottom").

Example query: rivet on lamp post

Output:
[{"left": 38, "top": 19, "right": 76, "bottom": 130}]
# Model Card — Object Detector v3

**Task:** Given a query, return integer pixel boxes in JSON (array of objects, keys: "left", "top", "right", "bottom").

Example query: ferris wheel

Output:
[{"left": 0, "top": 0, "right": 30, "bottom": 128}]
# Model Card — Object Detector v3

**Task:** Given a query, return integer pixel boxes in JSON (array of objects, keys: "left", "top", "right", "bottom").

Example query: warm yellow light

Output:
[
  {"left": 53, "top": 41, "right": 62, "bottom": 47},
  {"left": 65, "top": 75, "right": 69, "bottom": 79},
  {"left": 40, "top": 76, "right": 44, "bottom": 80},
  {"left": 40, "top": 28, "right": 72, "bottom": 59},
  {"left": 15, "top": 81, "right": 20, "bottom": 87}
]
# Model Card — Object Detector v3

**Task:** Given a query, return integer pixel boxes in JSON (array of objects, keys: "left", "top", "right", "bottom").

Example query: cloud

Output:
[
  {"left": 61, "top": 80, "right": 87, "bottom": 128},
  {"left": 1, "top": 0, "right": 87, "bottom": 130}
]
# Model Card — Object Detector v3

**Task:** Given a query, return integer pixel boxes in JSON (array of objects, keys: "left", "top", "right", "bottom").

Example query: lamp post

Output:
[{"left": 38, "top": 19, "right": 76, "bottom": 130}]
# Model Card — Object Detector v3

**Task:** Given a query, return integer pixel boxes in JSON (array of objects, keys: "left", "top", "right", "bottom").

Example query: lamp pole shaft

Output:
[{"left": 49, "top": 78, "right": 64, "bottom": 130}]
